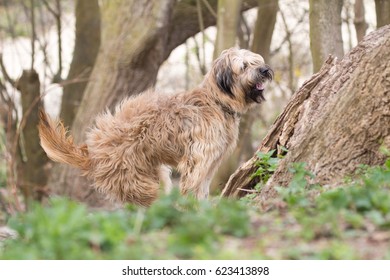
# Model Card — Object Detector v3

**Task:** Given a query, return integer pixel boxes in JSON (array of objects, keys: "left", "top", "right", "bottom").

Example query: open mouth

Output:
[
  {"left": 256, "top": 82, "right": 265, "bottom": 91},
  {"left": 249, "top": 82, "right": 266, "bottom": 103},
  {"left": 248, "top": 67, "right": 273, "bottom": 103}
]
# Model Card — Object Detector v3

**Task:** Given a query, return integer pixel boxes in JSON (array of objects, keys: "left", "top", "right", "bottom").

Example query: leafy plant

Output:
[
  {"left": 251, "top": 149, "right": 280, "bottom": 183},
  {"left": 1, "top": 189, "right": 251, "bottom": 260},
  {"left": 242, "top": 149, "right": 284, "bottom": 203}
]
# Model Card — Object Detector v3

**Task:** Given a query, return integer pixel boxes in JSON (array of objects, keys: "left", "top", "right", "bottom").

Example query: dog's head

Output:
[{"left": 212, "top": 48, "right": 273, "bottom": 104}]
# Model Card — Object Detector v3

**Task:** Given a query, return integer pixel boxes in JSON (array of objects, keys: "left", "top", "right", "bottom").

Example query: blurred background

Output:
[{"left": 0, "top": 0, "right": 387, "bottom": 210}]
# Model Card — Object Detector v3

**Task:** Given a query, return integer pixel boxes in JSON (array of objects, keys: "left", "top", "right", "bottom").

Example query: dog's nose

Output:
[
  {"left": 260, "top": 67, "right": 270, "bottom": 75},
  {"left": 259, "top": 66, "right": 273, "bottom": 80}
]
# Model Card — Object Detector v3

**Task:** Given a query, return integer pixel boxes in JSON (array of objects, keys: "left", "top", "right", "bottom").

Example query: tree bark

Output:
[
  {"left": 375, "top": 0, "right": 390, "bottom": 28},
  {"left": 222, "top": 25, "right": 390, "bottom": 200},
  {"left": 59, "top": 0, "right": 101, "bottom": 127},
  {"left": 49, "top": 0, "right": 258, "bottom": 205},
  {"left": 309, "top": 0, "right": 344, "bottom": 73}
]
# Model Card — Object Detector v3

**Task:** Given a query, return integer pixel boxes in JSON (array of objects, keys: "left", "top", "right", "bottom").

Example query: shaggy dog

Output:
[{"left": 39, "top": 48, "right": 273, "bottom": 206}]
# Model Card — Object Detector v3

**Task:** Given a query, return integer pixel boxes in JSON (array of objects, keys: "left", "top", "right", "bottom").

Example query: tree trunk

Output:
[
  {"left": 309, "top": 0, "right": 344, "bottom": 73},
  {"left": 375, "top": 0, "right": 390, "bottom": 28},
  {"left": 251, "top": 0, "right": 278, "bottom": 63},
  {"left": 60, "top": 0, "right": 101, "bottom": 127},
  {"left": 16, "top": 70, "right": 48, "bottom": 202},
  {"left": 222, "top": 25, "right": 390, "bottom": 200},
  {"left": 48, "top": 0, "right": 258, "bottom": 205}
]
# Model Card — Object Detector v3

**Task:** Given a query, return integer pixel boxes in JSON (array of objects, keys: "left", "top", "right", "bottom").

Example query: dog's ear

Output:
[{"left": 214, "top": 57, "right": 235, "bottom": 98}]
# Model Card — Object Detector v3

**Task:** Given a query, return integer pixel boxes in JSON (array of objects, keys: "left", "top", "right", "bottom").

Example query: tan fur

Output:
[{"left": 39, "top": 48, "right": 272, "bottom": 206}]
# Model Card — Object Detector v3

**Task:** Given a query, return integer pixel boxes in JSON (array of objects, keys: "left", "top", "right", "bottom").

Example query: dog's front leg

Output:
[
  {"left": 180, "top": 169, "right": 210, "bottom": 199},
  {"left": 179, "top": 158, "right": 221, "bottom": 199},
  {"left": 159, "top": 165, "right": 173, "bottom": 193}
]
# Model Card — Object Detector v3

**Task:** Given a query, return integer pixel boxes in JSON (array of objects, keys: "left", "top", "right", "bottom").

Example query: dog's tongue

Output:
[{"left": 256, "top": 82, "right": 265, "bottom": 91}]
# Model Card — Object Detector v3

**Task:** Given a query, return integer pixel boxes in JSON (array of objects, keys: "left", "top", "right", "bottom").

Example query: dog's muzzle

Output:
[{"left": 249, "top": 66, "right": 273, "bottom": 103}]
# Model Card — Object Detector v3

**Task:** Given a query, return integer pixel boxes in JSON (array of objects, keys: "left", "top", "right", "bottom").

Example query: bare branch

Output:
[
  {"left": 42, "top": 0, "right": 63, "bottom": 81},
  {"left": 200, "top": 0, "right": 217, "bottom": 18}
]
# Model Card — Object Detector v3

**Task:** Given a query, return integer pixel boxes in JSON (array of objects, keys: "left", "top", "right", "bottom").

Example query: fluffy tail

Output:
[{"left": 38, "top": 109, "right": 90, "bottom": 171}]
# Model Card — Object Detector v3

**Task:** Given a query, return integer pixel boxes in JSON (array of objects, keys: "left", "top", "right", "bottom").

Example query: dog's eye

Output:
[{"left": 242, "top": 62, "right": 248, "bottom": 70}]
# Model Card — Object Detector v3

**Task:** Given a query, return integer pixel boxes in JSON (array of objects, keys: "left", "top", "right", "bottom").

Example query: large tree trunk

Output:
[
  {"left": 70, "top": 0, "right": 175, "bottom": 139},
  {"left": 309, "top": 0, "right": 344, "bottom": 73},
  {"left": 60, "top": 0, "right": 101, "bottom": 127},
  {"left": 222, "top": 25, "right": 390, "bottom": 200},
  {"left": 49, "top": 0, "right": 258, "bottom": 205}
]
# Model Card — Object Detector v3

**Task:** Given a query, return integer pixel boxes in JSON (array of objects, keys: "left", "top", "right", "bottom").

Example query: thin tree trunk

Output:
[
  {"left": 213, "top": 0, "right": 242, "bottom": 59},
  {"left": 309, "top": 0, "right": 344, "bottom": 73},
  {"left": 222, "top": 26, "right": 390, "bottom": 200},
  {"left": 16, "top": 70, "right": 48, "bottom": 202},
  {"left": 251, "top": 0, "right": 278, "bottom": 63},
  {"left": 354, "top": 0, "right": 367, "bottom": 42},
  {"left": 375, "top": 0, "right": 390, "bottom": 28}
]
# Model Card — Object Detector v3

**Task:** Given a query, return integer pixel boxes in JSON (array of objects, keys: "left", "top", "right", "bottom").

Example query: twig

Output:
[
  {"left": 237, "top": 188, "right": 257, "bottom": 193},
  {"left": 279, "top": 8, "right": 295, "bottom": 93},
  {"left": 270, "top": 8, "right": 307, "bottom": 56},
  {"left": 196, "top": 0, "right": 207, "bottom": 75},
  {"left": 0, "top": 53, "right": 16, "bottom": 87}
]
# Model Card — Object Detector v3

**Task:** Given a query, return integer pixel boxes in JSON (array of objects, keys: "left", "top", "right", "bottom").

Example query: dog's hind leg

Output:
[{"left": 92, "top": 161, "right": 161, "bottom": 207}]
